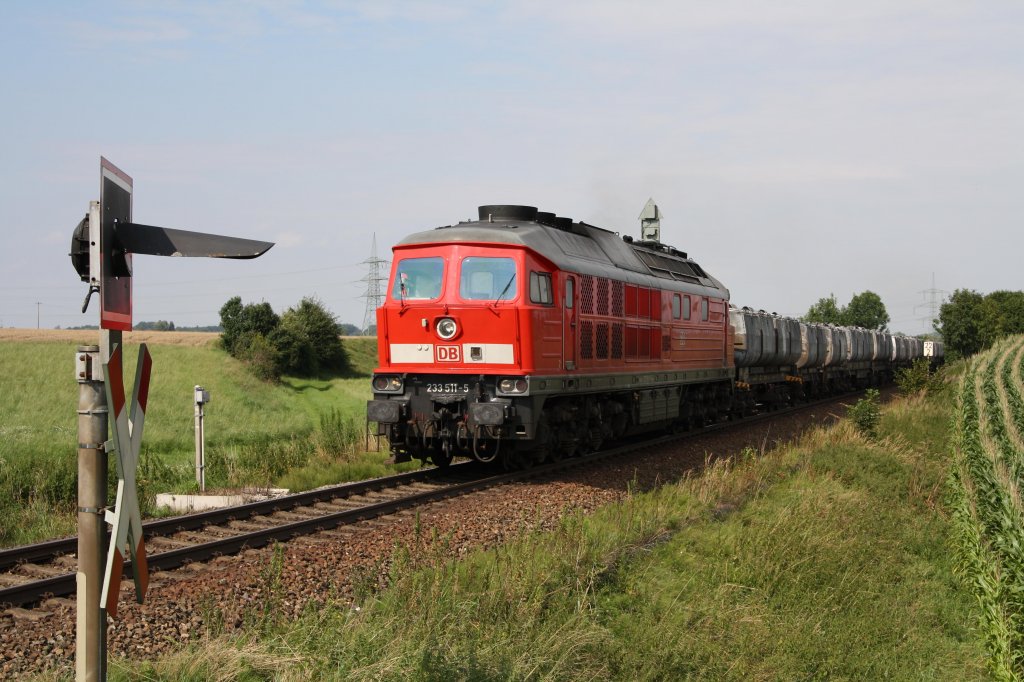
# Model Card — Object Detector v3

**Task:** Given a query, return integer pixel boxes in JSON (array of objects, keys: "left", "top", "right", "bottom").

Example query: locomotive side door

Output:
[{"left": 563, "top": 275, "right": 577, "bottom": 370}]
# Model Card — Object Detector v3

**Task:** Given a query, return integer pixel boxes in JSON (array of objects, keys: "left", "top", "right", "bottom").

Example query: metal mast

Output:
[
  {"left": 915, "top": 272, "right": 947, "bottom": 334},
  {"left": 360, "top": 233, "right": 389, "bottom": 335}
]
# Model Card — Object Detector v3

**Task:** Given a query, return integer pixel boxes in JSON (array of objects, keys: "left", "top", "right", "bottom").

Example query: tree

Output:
[
  {"left": 936, "top": 288, "right": 1024, "bottom": 358},
  {"left": 219, "top": 297, "right": 244, "bottom": 351},
  {"left": 936, "top": 289, "right": 985, "bottom": 357},
  {"left": 219, "top": 295, "right": 349, "bottom": 379},
  {"left": 219, "top": 297, "right": 279, "bottom": 355},
  {"left": 803, "top": 291, "right": 890, "bottom": 330},
  {"left": 987, "top": 290, "right": 1024, "bottom": 337},
  {"left": 843, "top": 291, "right": 889, "bottom": 330},
  {"left": 803, "top": 294, "right": 843, "bottom": 325},
  {"left": 277, "top": 297, "right": 348, "bottom": 375}
]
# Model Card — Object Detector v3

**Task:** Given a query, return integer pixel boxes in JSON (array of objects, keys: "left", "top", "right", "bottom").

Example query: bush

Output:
[
  {"left": 279, "top": 297, "right": 349, "bottom": 375},
  {"left": 241, "top": 332, "right": 282, "bottom": 382},
  {"left": 220, "top": 297, "right": 280, "bottom": 356},
  {"left": 268, "top": 320, "right": 312, "bottom": 376},
  {"left": 895, "top": 357, "right": 932, "bottom": 395},
  {"left": 848, "top": 388, "right": 881, "bottom": 439},
  {"left": 219, "top": 296, "right": 348, "bottom": 380}
]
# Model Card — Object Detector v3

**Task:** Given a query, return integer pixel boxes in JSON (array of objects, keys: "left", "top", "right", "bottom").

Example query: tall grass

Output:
[{"left": 110, "top": 379, "right": 985, "bottom": 680}]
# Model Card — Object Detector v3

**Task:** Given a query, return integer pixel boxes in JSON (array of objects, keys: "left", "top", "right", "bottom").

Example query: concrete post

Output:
[{"left": 75, "top": 345, "right": 106, "bottom": 682}]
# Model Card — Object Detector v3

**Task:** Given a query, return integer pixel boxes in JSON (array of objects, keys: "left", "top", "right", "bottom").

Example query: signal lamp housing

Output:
[
  {"left": 372, "top": 375, "right": 404, "bottom": 393},
  {"left": 496, "top": 377, "right": 529, "bottom": 395}
]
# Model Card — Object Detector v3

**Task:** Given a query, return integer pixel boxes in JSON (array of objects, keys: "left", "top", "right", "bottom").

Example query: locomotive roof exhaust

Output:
[
  {"left": 478, "top": 205, "right": 538, "bottom": 222},
  {"left": 478, "top": 205, "right": 577, "bottom": 231}
]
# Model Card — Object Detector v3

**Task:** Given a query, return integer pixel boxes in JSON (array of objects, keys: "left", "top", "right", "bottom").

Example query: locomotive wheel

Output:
[
  {"left": 501, "top": 449, "right": 532, "bottom": 470},
  {"left": 430, "top": 441, "right": 453, "bottom": 468},
  {"left": 533, "top": 416, "right": 554, "bottom": 465},
  {"left": 430, "top": 450, "right": 453, "bottom": 468}
]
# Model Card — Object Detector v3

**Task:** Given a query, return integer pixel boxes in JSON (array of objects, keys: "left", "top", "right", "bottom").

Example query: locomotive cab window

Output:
[
  {"left": 671, "top": 294, "right": 681, "bottom": 319},
  {"left": 460, "top": 257, "right": 518, "bottom": 301},
  {"left": 701, "top": 298, "right": 709, "bottom": 321},
  {"left": 393, "top": 257, "right": 443, "bottom": 300},
  {"left": 530, "top": 272, "right": 553, "bottom": 305},
  {"left": 683, "top": 295, "right": 691, "bottom": 320}
]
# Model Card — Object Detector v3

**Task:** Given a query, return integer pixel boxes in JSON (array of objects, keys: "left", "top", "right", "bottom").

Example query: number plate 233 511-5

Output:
[{"left": 425, "top": 381, "right": 470, "bottom": 395}]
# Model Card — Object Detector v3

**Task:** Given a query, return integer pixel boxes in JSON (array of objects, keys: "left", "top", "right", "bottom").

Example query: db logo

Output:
[{"left": 436, "top": 345, "right": 461, "bottom": 362}]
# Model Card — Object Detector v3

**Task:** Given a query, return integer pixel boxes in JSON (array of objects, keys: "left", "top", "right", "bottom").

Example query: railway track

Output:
[{"left": 0, "top": 390, "right": 863, "bottom": 611}]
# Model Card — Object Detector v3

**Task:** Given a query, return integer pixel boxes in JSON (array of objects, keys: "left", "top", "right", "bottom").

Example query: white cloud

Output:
[
  {"left": 274, "top": 230, "right": 306, "bottom": 248},
  {"left": 505, "top": 0, "right": 1005, "bottom": 44}
]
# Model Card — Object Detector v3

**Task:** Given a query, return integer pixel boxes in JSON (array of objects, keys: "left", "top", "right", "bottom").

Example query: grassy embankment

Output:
[
  {"left": 0, "top": 330, "right": 409, "bottom": 547},
  {"left": 947, "top": 334, "right": 1024, "bottom": 679},
  {"left": 109, "top": 365, "right": 988, "bottom": 680}
]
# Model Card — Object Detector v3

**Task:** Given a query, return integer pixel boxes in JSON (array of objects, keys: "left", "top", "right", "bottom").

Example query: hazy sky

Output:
[{"left": 2, "top": 1, "right": 1021, "bottom": 334}]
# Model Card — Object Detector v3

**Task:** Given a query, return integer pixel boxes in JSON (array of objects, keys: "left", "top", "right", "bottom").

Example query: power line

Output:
[{"left": 5, "top": 261, "right": 369, "bottom": 292}]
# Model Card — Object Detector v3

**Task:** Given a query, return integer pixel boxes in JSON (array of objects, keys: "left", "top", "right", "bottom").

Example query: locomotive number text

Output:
[{"left": 426, "top": 382, "right": 470, "bottom": 394}]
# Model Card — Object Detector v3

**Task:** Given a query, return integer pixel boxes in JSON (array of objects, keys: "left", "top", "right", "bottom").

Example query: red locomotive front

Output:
[{"left": 367, "top": 205, "right": 733, "bottom": 469}]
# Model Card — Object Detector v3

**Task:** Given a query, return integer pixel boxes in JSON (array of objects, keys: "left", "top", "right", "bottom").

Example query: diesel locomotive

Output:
[{"left": 365, "top": 204, "right": 937, "bottom": 468}]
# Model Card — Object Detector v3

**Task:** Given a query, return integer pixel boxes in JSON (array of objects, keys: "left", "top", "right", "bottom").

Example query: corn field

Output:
[{"left": 949, "top": 335, "right": 1024, "bottom": 680}]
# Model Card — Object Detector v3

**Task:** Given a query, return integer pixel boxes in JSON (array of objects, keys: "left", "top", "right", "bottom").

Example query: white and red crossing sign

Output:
[{"left": 100, "top": 343, "right": 151, "bottom": 617}]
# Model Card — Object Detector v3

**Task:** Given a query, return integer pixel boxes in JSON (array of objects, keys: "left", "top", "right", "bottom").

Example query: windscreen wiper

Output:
[{"left": 492, "top": 274, "right": 516, "bottom": 308}]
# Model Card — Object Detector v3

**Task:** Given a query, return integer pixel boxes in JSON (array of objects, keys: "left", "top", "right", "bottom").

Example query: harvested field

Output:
[{"left": 0, "top": 328, "right": 219, "bottom": 347}]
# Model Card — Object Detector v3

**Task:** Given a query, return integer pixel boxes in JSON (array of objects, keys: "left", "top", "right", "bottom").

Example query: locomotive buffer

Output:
[{"left": 68, "top": 157, "right": 273, "bottom": 681}]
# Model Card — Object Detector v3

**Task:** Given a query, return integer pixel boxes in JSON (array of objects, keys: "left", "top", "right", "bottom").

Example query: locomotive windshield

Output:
[
  {"left": 392, "top": 257, "right": 443, "bottom": 300},
  {"left": 460, "top": 257, "right": 518, "bottom": 301}
]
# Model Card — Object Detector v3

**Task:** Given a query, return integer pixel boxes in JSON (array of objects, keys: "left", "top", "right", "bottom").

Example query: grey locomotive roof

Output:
[{"left": 396, "top": 217, "right": 730, "bottom": 299}]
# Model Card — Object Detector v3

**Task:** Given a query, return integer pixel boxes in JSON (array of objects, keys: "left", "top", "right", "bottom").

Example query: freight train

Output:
[{"left": 366, "top": 205, "right": 940, "bottom": 469}]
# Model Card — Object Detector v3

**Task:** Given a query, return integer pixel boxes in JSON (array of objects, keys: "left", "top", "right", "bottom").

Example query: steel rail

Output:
[
  {"left": 0, "top": 389, "right": 864, "bottom": 609},
  {"left": 0, "top": 464, "right": 479, "bottom": 572}
]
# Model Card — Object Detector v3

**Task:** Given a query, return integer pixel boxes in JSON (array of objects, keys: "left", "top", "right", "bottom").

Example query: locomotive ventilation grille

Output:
[
  {"left": 612, "top": 280, "right": 624, "bottom": 316},
  {"left": 580, "top": 321, "right": 594, "bottom": 360},
  {"left": 581, "top": 276, "right": 595, "bottom": 315},
  {"left": 596, "top": 323, "right": 609, "bottom": 359},
  {"left": 597, "top": 278, "right": 609, "bottom": 315}
]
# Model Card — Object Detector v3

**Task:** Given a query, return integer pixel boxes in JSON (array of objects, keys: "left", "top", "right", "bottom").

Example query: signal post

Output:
[
  {"left": 69, "top": 158, "right": 273, "bottom": 680},
  {"left": 75, "top": 344, "right": 106, "bottom": 681}
]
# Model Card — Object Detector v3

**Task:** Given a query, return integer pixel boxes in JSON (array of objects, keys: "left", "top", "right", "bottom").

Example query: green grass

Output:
[
  {"left": 105, "top": 375, "right": 986, "bottom": 681},
  {"left": 0, "top": 336, "right": 390, "bottom": 547},
  {"left": 341, "top": 335, "right": 381, "bottom": 377}
]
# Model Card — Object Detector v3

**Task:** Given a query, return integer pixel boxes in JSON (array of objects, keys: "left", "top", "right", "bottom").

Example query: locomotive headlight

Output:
[
  {"left": 497, "top": 377, "right": 529, "bottom": 395},
  {"left": 436, "top": 317, "right": 458, "bottom": 340},
  {"left": 372, "top": 375, "right": 403, "bottom": 393}
]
